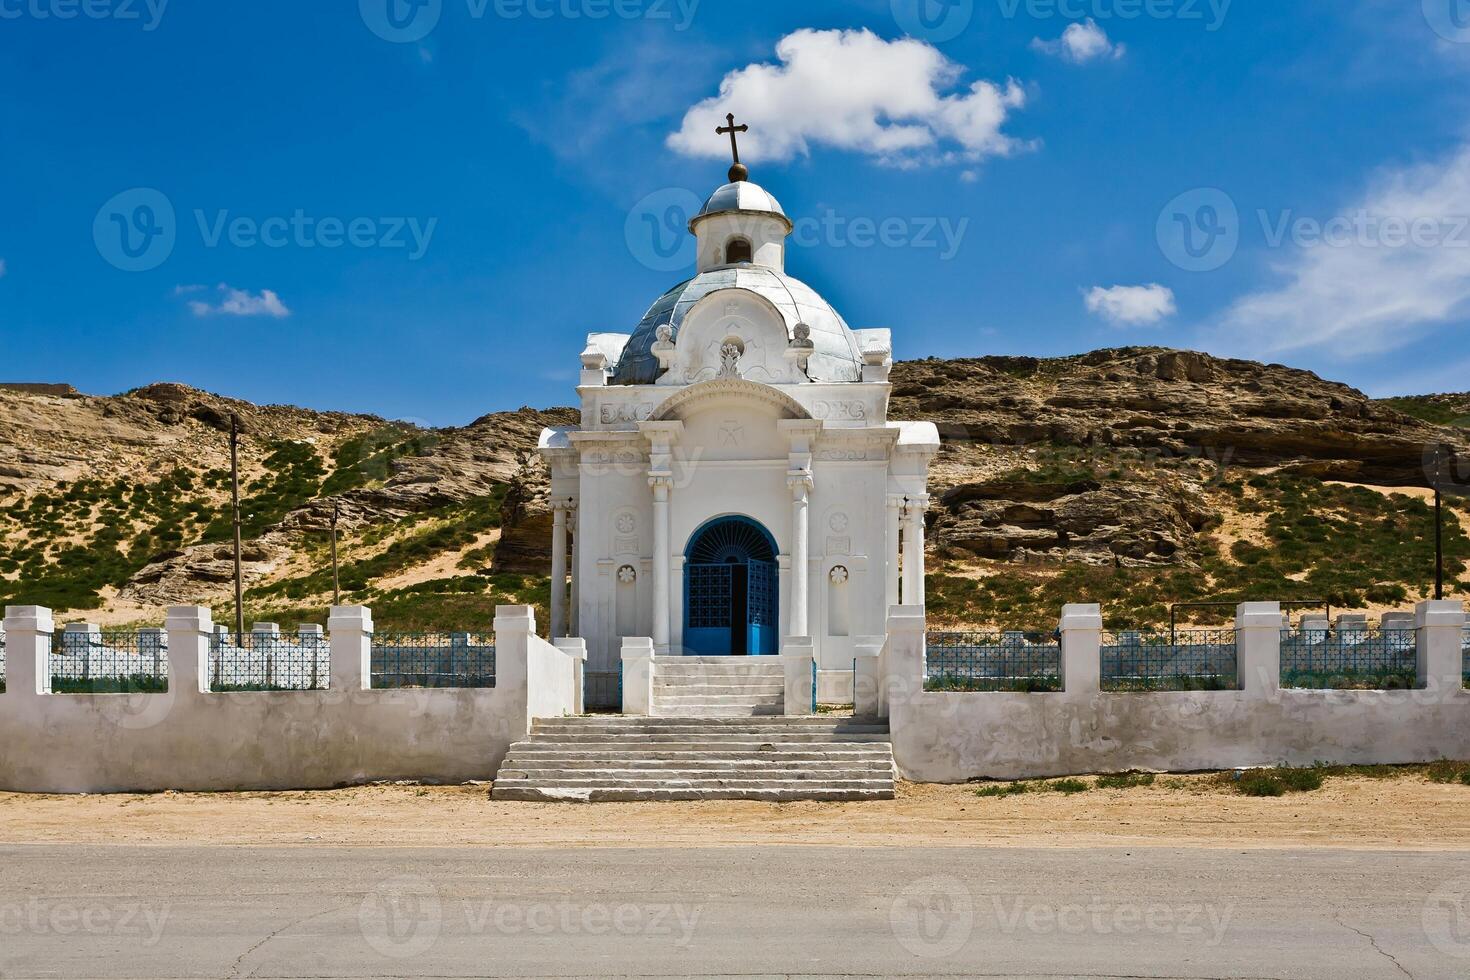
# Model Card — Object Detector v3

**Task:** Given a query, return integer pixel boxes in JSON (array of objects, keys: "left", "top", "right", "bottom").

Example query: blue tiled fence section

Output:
[
  {"left": 1280, "top": 627, "right": 1417, "bottom": 689},
  {"left": 925, "top": 631, "right": 1061, "bottom": 692},
  {"left": 371, "top": 632, "right": 496, "bottom": 689},
  {"left": 53, "top": 630, "right": 168, "bottom": 693},
  {"left": 1102, "top": 631, "right": 1238, "bottom": 691},
  {"left": 0, "top": 630, "right": 6, "bottom": 693},
  {"left": 210, "top": 629, "right": 329, "bottom": 691}
]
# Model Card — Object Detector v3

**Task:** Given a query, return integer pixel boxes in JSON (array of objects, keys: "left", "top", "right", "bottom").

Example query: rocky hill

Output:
[{"left": 1, "top": 349, "right": 1466, "bottom": 630}]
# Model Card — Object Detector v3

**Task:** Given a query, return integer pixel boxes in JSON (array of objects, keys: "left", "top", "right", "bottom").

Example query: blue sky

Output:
[{"left": 3, "top": 0, "right": 1470, "bottom": 426}]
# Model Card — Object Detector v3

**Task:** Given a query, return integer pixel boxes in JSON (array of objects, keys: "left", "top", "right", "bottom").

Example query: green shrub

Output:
[
  {"left": 1048, "top": 778, "right": 1089, "bottom": 794},
  {"left": 974, "top": 781, "right": 1033, "bottom": 798},
  {"left": 1095, "top": 772, "right": 1156, "bottom": 790}
]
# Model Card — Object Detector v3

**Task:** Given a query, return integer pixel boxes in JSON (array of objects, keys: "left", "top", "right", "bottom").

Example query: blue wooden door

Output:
[
  {"left": 685, "top": 564, "right": 733, "bottom": 655},
  {"left": 746, "top": 559, "right": 777, "bottom": 656}
]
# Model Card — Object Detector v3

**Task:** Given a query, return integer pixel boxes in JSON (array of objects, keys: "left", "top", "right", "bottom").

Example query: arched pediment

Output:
[{"left": 649, "top": 378, "right": 812, "bottom": 422}]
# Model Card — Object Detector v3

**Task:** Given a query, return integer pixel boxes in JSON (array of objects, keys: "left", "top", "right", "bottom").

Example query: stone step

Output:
[
  {"left": 499, "top": 765, "right": 891, "bottom": 780},
  {"left": 492, "top": 786, "right": 895, "bottom": 803},
  {"left": 520, "top": 733, "right": 893, "bottom": 745},
  {"left": 511, "top": 739, "right": 893, "bottom": 751},
  {"left": 530, "top": 721, "right": 889, "bottom": 735},
  {"left": 505, "top": 752, "right": 893, "bottom": 764},
  {"left": 495, "top": 775, "right": 893, "bottom": 791},
  {"left": 502, "top": 754, "right": 893, "bottom": 770},
  {"left": 657, "top": 656, "right": 784, "bottom": 666},
  {"left": 655, "top": 681, "right": 787, "bottom": 690},
  {"left": 653, "top": 693, "right": 784, "bottom": 705},
  {"left": 533, "top": 716, "right": 887, "bottom": 730}
]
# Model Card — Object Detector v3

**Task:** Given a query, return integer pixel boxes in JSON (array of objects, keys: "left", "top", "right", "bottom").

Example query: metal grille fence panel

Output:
[
  {"left": 371, "top": 632, "right": 496, "bottom": 689},
  {"left": 1280, "top": 627, "right": 1417, "bottom": 690},
  {"left": 1102, "top": 631, "right": 1237, "bottom": 691},
  {"left": 1463, "top": 627, "right": 1469, "bottom": 688},
  {"left": 584, "top": 669, "right": 622, "bottom": 710},
  {"left": 52, "top": 630, "right": 168, "bottom": 693},
  {"left": 925, "top": 631, "right": 1060, "bottom": 692},
  {"left": 0, "top": 629, "right": 6, "bottom": 693},
  {"left": 211, "top": 630, "right": 329, "bottom": 691}
]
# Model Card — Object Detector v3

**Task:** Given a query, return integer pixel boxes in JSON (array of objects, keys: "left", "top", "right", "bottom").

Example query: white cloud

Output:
[
  {"left": 1213, "top": 144, "right": 1470, "bottom": 359},
  {"left": 668, "top": 29, "right": 1030, "bottom": 168},
  {"left": 187, "top": 284, "right": 291, "bottom": 319},
  {"left": 1086, "top": 284, "right": 1177, "bottom": 326},
  {"left": 1032, "top": 20, "right": 1124, "bottom": 64}
]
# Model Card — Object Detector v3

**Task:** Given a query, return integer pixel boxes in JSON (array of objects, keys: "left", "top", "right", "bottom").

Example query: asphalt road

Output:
[{"left": 0, "top": 845, "right": 1467, "bottom": 978}]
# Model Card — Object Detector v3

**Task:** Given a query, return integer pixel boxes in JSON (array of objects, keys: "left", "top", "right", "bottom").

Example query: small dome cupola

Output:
[{"left": 689, "top": 114, "right": 791, "bottom": 274}]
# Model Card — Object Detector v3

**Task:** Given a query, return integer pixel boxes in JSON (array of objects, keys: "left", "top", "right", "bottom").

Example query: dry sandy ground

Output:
[{"left": 3, "top": 775, "right": 1468, "bottom": 850}]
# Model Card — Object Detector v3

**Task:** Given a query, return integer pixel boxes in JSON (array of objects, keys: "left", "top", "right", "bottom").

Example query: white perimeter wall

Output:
[
  {"left": 0, "top": 604, "right": 580, "bottom": 794},
  {"left": 881, "top": 601, "right": 1470, "bottom": 783}
]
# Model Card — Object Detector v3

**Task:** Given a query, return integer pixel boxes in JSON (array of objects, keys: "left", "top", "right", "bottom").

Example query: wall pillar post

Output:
[
  {"left": 3, "top": 605, "right": 54, "bottom": 696},
  {"left": 165, "top": 605, "right": 213, "bottom": 695},
  {"left": 883, "top": 604, "right": 927, "bottom": 733},
  {"left": 549, "top": 504, "right": 568, "bottom": 639},
  {"left": 1415, "top": 599, "right": 1466, "bottom": 693},
  {"left": 328, "top": 605, "right": 373, "bottom": 691},
  {"left": 553, "top": 637, "right": 588, "bottom": 715},
  {"left": 1058, "top": 603, "right": 1102, "bottom": 695},
  {"left": 1236, "top": 601, "right": 1282, "bottom": 699},
  {"left": 901, "top": 496, "right": 928, "bottom": 609},
  {"left": 621, "top": 637, "right": 655, "bottom": 716},
  {"left": 781, "top": 638, "right": 815, "bottom": 716}
]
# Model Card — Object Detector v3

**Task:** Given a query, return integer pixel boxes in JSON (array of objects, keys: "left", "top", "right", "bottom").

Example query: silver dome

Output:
[
  {"left": 609, "top": 267, "right": 863, "bottom": 386},
  {"left": 691, "top": 180, "right": 791, "bottom": 230}
]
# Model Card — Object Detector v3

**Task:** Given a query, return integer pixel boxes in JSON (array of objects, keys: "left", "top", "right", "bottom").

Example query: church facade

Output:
[{"left": 538, "top": 156, "right": 938, "bottom": 702}]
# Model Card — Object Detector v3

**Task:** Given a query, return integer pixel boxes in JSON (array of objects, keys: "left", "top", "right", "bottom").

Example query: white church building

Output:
[{"left": 538, "top": 148, "right": 940, "bottom": 704}]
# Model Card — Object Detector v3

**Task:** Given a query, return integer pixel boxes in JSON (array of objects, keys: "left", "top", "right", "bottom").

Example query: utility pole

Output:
[
  {"left": 331, "top": 500, "right": 341, "bottom": 607},
  {"left": 230, "top": 413, "right": 245, "bottom": 637},
  {"left": 1434, "top": 445, "right": 1445, "bottom": 602}
]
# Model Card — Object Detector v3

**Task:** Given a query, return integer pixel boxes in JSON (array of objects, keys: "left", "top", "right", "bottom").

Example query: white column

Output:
[
  {"left": 1236, "top": 601, "right": 1282, "bottom": 699},
  {"left": 1058, "top": 603, "right": 1102, "bottom": 695},
  {"left": 885, "top": 495, "right": 903, "bottom": 608},
  {"left": 621, "top": 636, "right": 655, "bottom": 716},
  {"left": 165, "top": 605, "right": 213, "bottom": 694},
  {"left": 567, "top": 505, "right": 580, "bottom": 638},
  {"left": 650, "top": 477, "right": 672, "bottom": 653},
  {"left": 2, "top": 605, "right": 54, "bottom": 696},
  {"left": 328, "top": 605, "right": 373, "bottom": 691},
  {"left": 901, "top": 496, "right": 928, "bottom": 610},
  {"left": 1415, "top": 599, "right": 1466, "bottom": 692},
  {"left": 549, "top": 504, "right": 568, "bottom": 639},
  {"left": 789, "top": 475, "right": 812, "bottom": 638}
]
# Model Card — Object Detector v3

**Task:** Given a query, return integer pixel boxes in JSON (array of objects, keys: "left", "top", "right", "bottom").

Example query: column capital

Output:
[
  {"left": 787, "top": 472, "right": 814, "bottom": 497},
  {"left": 903, "top": 494, "right": 931, "bottom": 514}
]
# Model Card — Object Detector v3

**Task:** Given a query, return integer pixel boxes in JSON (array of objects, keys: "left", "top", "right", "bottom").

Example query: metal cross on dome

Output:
[{"left": 716, "top": 112, "right": 748, "bottom": 164}]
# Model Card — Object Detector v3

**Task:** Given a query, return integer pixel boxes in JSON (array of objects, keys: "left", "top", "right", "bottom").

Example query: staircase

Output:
[
  {"left": 651, "top": 655, "right": 786, "bottom": 717},
  {"left": 492, "top": 716, "right": 896, "bottom": 802}
]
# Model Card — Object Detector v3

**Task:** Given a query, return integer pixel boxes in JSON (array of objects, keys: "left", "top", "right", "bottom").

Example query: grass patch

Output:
[
  {"left": 1048, "top": 778, "right": 1090, "bottom": 794},
  {"left": 974, "top": 781, "right": 1033, "bottom": 799},
  {"left": 1226, "top": 766, "right": 1326, "bottom": 797},
  {"left": 1095, "top": 772, "right": 1156, "bottom": 790}
]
